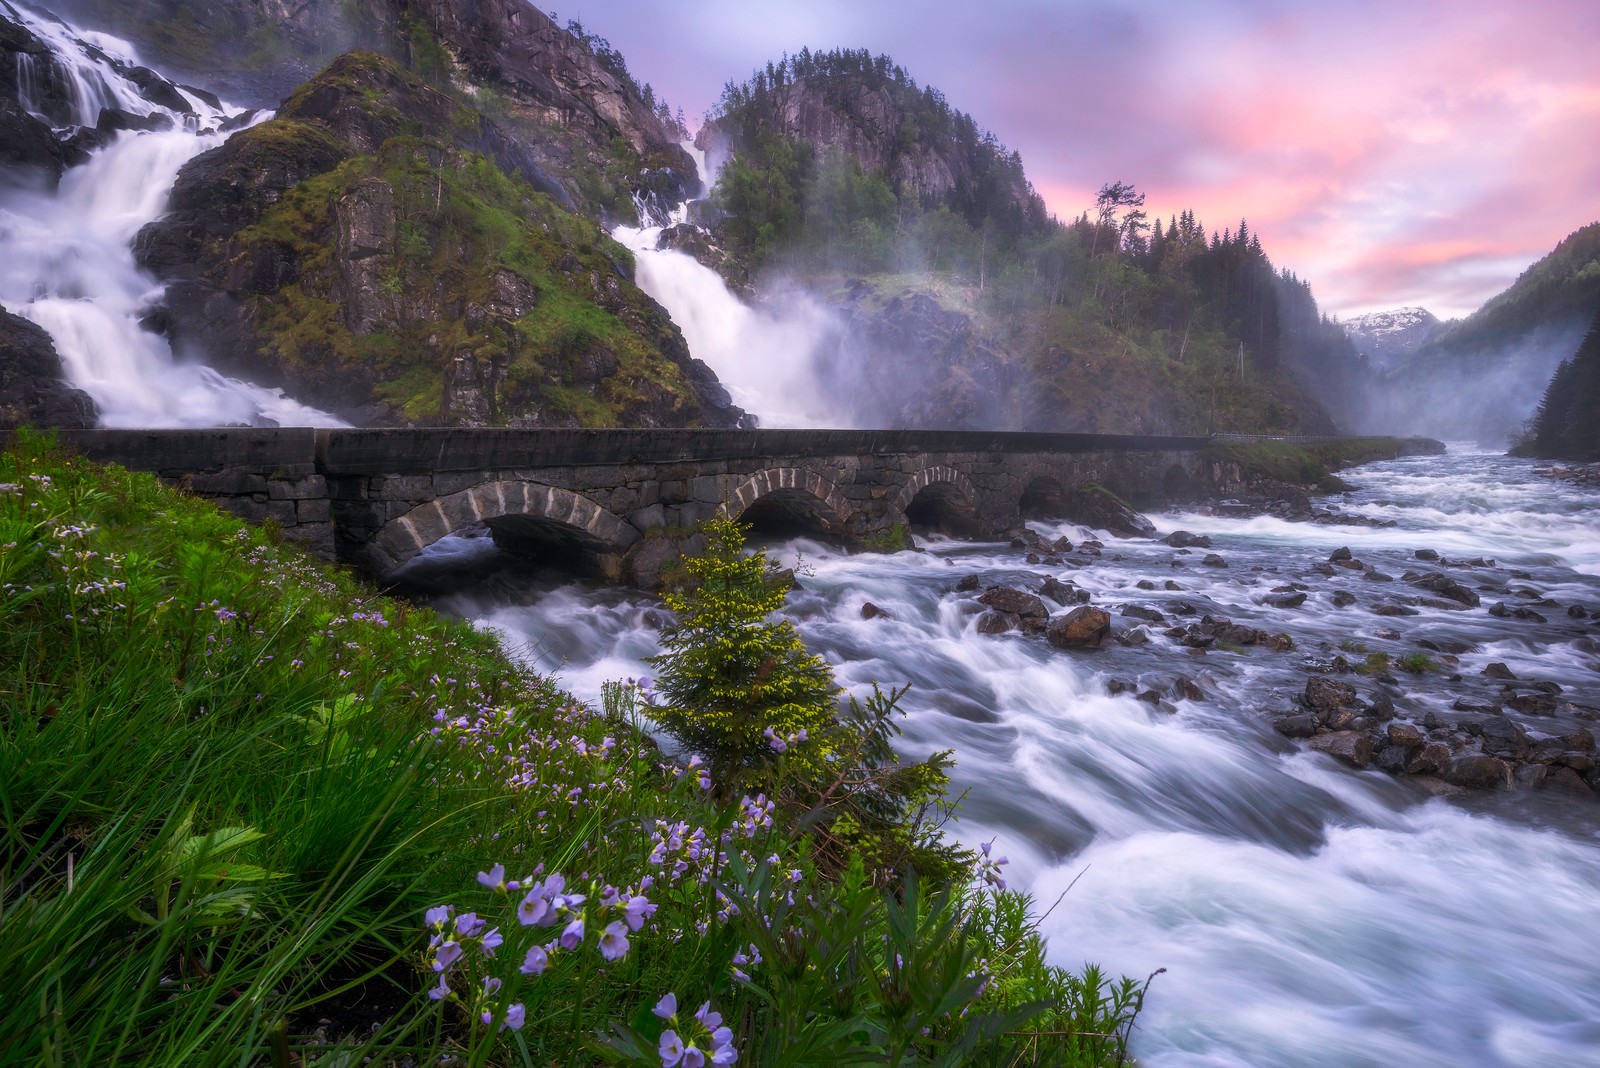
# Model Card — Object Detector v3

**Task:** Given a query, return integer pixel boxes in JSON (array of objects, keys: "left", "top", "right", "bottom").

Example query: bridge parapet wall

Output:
[{"left": 54, "top": 428, "right": 1219, "bottom": 584}]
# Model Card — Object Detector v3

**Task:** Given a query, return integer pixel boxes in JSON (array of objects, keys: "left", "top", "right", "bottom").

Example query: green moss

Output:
[
  {"left": 1356, "top": 651, "right": 1392, "bottom": 676},
  {"left": 1398, "top": 653, "right": 1437, "bottom": 674},
  {"left": 860, "top": 523, "right": 913, "bottom": 553}
]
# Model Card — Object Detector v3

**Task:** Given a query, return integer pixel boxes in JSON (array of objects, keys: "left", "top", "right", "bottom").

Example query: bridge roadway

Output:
[{"left": 56, "top": 427, "right": 1257, "bottom": 586}]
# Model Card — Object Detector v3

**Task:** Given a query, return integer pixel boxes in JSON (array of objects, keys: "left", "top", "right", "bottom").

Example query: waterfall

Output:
[
  {"left": 0, "top": 0, "right": 343, "bottom": 428},
  {"left": 611, "top": 144, "right": 848, "bottom": 429}
]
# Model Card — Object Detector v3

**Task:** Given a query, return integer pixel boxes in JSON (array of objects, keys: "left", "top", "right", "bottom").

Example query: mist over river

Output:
[{"left": 399, "top": 448, "right": 1600, "bottom": 1068}]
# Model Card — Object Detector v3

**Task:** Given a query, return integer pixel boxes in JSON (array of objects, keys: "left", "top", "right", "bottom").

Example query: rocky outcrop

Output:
[
  {"left": 1059, "top": 483, "right": 1155, "bottom": 538},
  {"left": 0, "top": 95, "right": 82, "bottom": 183},
  {"left": 832, "top": 282, "right": 1013, "bottom": 429},
  {"left": 386, "top": 0, "right": 686, "bottom": 164},
  {"left": 135, "top": 52, "right": 742, "bottom": 429},
  {"left": 0, "top": 309, "right": 97, "bottom": 429}
]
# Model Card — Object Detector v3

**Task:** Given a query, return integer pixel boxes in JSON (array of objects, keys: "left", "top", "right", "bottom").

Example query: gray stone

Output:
[
  {"left": 1275, "top": 713, "right": 1319, "bottom": 738},
  {"left": 1387, "top": 722, "right": 1425, "bottom": 748},
  {"left": 188, "top": 470, "right": 269, "bottom": 495},
  {"left": 1404, "top": 742, "right": 1451, "bottom": 776},
  {"left": 979, "top": 587, "right": 1049, "bottom": 619},
  {"left": 268, "top": 475, "right": 327, "bottom": 500},
  {"left": 1309, "top": 731, "right": 1374, "bottom": 768},
  {"left": 628, "top": 503, "right": 667, "bottom": 530},
  {"left": 1444, "top": 754, "right": 1513, "bottom": 790},
  {"left": 296, "top": 498, "right": 331, "bottom": 522},
  {"left": 1305, "top": 676, "right": 1358, "bottom": 714},
  {"left": 976, "top": 611, "right": 1016, "bottom": 635}
]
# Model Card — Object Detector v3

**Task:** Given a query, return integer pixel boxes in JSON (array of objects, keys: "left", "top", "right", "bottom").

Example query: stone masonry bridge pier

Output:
[{"left": 58, "top": 427, "right": 1259, "bottom": 586}]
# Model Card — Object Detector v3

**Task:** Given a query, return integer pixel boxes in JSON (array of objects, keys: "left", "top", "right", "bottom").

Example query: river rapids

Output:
[{"left": 403, "top": 448, "right": 1600, "bottom": 1068}]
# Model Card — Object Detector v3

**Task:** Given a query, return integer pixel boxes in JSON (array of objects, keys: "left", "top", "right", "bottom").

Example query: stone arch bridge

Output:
[{"left": 58, "top": 427, "right": 1254, "bottom": 586}]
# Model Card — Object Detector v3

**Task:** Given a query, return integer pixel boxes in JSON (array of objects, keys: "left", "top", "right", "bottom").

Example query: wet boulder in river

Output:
[
  {"left": 1046, "top": 606, "right": 1111, "bottom": 649},
  {"left": 1444, "top": 754, "right": 1514, "bottom": 790},
  {"left": 1039, "top": 575, "right": 1089, "bottom": 606},
  {"left": 979, "top": 586, "right": 1048, "bottom": 620},
  {"left": 1305, "top": 676, "right": 1358, "bottom": 715},
  {"left": 976, "top": 611, "right": 1016, "bottom": 635},
  {"left": 1310, "top": 731, "right": 1374, "bottom": 768},
  {"left": 1406, "top": 571, "right": 1481, "bottom": 608},
  {"left": 1274, "top": 713, "right": 1320, "bottom": 738}
]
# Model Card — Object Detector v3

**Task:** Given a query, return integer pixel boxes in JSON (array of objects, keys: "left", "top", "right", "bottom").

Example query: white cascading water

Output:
[
  {"left": 0, "top": 0, "right": 343, "bottom": 427},
  {"left": 611, "top": 143, "right": 845, "bottom": 428},
  {"left": 406, "top": 448, "right": 1600, "bottom": 1067}
]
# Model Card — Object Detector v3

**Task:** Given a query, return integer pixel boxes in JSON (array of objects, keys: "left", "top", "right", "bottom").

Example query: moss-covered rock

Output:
[{"left": 137, "top": 52, "right": 740, "bottom": 428}]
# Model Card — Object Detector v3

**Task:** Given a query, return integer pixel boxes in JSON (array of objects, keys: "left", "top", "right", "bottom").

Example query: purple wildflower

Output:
[
  {"left": 654, "top": 993, "right": 677, "bottom": 1019},
  {"left": 432, "top": 940, "right": 462, "bottom": 972},
  {"left": 519, "top": 944, "right": 548, "bottom": 975},
  {"left": 695, "top": 1002, "right": 722, "bottom": 1031},
  {"left": 560, "top": 915, "right": 585, "bottom": 950},
  {"left": 518, "top": 885, "right": 551, "bottom": 927},
  {"left": 659, "top": 1030, "right": 685, "bottom": 1067},
  {"left": 621, "top": 893, "right": 656, "bottom": 931},
  {"left": 598, "top": 920, "right": 630, "bottom": 961},
  {"left": 477, "top": 864, "right": 506, "bottom": 890}
]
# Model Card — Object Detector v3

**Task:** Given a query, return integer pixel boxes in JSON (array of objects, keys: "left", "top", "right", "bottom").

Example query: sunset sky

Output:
[{"left": 576, "top": 0, "right": 1600, "bottom": 320}]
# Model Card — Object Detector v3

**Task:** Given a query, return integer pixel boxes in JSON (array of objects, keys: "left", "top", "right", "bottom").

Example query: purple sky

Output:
[{"left": 566, "top": 0, "right": 1600, "bottom": 320}]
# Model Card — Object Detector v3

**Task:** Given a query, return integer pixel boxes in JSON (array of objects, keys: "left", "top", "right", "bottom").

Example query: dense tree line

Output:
[
  {"left": 1513, "top": 306, "right": 1600, "bottom": 460},
  {"left": 1427, "top": 223, "right": 1600, "bottom": 357}
]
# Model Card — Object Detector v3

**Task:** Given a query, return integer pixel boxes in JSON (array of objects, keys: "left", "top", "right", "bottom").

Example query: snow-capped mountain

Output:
[{"left": 1341, "top": 307, "right": 1441, "bottom": 367}]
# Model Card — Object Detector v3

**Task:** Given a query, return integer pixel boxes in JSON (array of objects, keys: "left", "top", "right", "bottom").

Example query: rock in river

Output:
[{"left": 1046, "top": 606, "right": 1111, "bottom": 649}]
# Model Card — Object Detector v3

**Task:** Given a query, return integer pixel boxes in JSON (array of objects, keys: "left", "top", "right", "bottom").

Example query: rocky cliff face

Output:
[
  {"left": 0, "top": 308, "right": 96, "bottom": 429},
  {"left": 41, "top": 0, "right": 691, "bottom": 214},
  {"left": 135, "top": 51, "right": 740, "bottom": 429},
  {"left": 830, "top": 282, "right": 1014, "bottom": 429}
]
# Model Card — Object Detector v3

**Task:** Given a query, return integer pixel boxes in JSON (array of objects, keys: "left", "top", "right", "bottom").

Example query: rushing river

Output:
[{"left": 403, "top": 448, "right": 1600, "bottom": 1068}]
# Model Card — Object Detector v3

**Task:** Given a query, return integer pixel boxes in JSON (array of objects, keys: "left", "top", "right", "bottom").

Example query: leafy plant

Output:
[
  {"left": 1398, "top": 653, "right": 1437, "bottom": 674},
  {"left": 127, "top": 816, "right": 284, "bottom": 931}
]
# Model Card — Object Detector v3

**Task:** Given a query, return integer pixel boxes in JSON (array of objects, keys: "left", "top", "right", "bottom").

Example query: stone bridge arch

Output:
[
  {"left": 891, "top": 465, "right": 984, "bottom": 536},
  {"left": 371, "top": 480, "right": 639, "bottom": 576},
  {"left": 720, "top": 466, "right": 858, "bottom": 538},
  {"left": 1016, "top": 463, "right": 1073, "bottom": 520}
]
